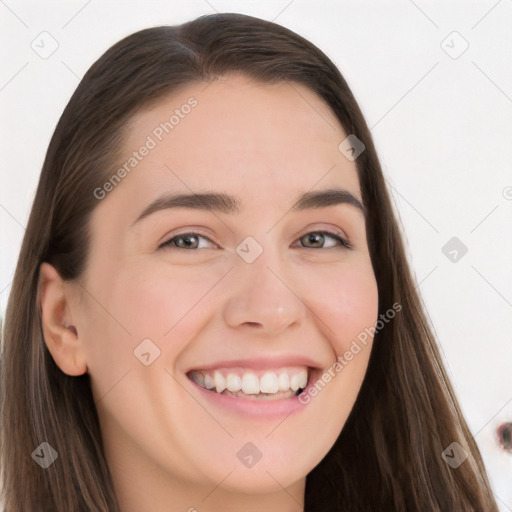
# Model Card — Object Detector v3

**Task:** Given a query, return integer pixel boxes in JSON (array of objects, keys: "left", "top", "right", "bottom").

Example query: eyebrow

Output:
[{"left": 130, "top": 187, "right": 366, "bottom": 227}]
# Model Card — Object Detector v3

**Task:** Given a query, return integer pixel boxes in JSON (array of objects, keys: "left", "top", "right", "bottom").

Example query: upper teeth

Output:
[{"left": 189, "top": 367, "right": 309, "bottom": 395}]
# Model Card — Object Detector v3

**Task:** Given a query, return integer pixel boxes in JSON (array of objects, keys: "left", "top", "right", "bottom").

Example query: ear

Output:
[{"left": 38, "top": 262, "right": 88, "bottom": 376}]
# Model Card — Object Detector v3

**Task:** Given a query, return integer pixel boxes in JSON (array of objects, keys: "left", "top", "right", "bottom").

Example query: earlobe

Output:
[{"left": 38, "top": 262, "right": 88, "bottom": 376}]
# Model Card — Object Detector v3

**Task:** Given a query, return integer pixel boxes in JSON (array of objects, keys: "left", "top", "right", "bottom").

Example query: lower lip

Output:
[{"left": 187, "top": 370, "right": 318, "bottom": 419}]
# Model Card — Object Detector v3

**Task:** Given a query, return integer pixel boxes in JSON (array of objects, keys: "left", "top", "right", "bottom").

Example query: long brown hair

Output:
[{"left": 0, "top": 12, "right": 498, "bottom": 511}]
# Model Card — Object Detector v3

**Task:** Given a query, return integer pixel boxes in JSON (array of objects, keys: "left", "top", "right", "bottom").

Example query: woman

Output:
[{"left": 0, "top": 12, "right": 499, "bottom": 512}]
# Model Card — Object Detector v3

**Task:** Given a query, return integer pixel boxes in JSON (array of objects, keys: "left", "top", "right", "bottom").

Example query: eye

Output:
[
  {"left": 296, "top": 230, "right": 352, "bottom": 250},
  {"left": 158, "top": 232, "right": 216, "bottom": 250},
  {"left": 158, "top": 230, "right": 352, "bottom": 251}
]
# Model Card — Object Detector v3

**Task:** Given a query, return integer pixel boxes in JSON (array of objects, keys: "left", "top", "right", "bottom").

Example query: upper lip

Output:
[{"left": 186, "top": 354, "right": 323, "bottom": 373}]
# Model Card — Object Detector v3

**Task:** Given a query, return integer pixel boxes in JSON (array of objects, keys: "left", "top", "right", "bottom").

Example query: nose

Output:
[{"left": 222, "top": 247, "right": 307, "bottom": 336}]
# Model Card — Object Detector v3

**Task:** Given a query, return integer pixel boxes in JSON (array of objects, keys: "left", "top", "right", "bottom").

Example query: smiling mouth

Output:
[{"left": 186, "top": 366, "right": 310, "bottom": 400}]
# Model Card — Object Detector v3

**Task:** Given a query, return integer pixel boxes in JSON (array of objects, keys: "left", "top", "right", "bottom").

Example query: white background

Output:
[{"left": 1, "top": 0, "right": 511, "bottom": 509}]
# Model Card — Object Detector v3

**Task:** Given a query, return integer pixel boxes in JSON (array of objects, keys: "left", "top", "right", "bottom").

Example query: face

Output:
[{"left": 70, "top": 73, "right": 379, "bottom": 507}]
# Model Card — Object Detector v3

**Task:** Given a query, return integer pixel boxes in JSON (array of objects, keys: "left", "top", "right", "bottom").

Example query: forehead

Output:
[{"left": 93, "top": 73, "right": 362, "bottom": 226}]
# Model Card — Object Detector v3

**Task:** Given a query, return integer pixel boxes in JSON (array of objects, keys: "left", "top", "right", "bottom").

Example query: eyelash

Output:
[{"left": 158, "top": 230, "right": 352, "bottom": 251}]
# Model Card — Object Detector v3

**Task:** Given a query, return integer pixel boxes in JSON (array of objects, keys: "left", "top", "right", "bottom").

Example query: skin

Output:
[{"left": 39, "top": 73, "right": 379, "bottom": 512}]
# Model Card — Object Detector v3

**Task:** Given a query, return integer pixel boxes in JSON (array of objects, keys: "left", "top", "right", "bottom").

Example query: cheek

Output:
[
  {"left": 118, "top": 262, "right": 220, "bottom": 335},
  {"left": 310, "top": 260, "right": 379, "bottom": 355},
  {"left": 299, "top": 262, "right": 378, "bottom": 433},
  {"left": 86, "top": 261, "right": 224, "bottom": 364}
]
